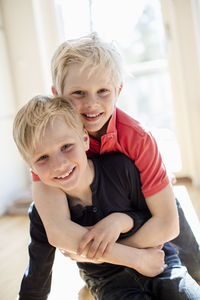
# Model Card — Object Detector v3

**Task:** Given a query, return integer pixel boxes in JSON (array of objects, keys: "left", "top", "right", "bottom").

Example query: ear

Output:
[
  {"left": 52, "top": 86, "right": 58, "bottom": 96},
  {"left": 83, "top": 129, "right": 90, "bottom": 151},
  {"left": 118, "top": 83, "right": 123, "bottom": 96}
]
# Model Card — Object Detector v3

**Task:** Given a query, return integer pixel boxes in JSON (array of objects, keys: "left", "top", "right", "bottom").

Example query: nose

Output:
[
  {"left": 50, "top": 153, "right": 67, "bottom": 172},
  {"left": 85, "top": 93, "right": 98, "bottom": 107}
]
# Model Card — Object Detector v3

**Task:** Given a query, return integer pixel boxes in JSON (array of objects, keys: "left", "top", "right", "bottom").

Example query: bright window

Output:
[{"left": 54, "top": 0, "right": 182, "bottom": 174}]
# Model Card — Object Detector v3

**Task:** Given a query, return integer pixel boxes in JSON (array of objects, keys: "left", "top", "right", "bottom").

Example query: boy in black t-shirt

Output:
[{"left": 13, "top": 95, "right": 200, "bottom": 300}]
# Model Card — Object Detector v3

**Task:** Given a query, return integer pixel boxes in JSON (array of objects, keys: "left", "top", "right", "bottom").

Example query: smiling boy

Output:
[
  {"left": 33, "top": 40, "right": 179, "bottom": 252},
  {"left": 31, "top": 35, "right": 200, "bottom": 278},
  {"left": 14, "top": 95, "right": 200, "bottom": 300}
]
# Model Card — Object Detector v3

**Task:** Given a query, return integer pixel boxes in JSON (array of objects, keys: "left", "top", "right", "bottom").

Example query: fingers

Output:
[
  {"left": 78, "top": 231, "right": 112, "bottom": 259},
  {"left": 87, "top": 240, "right": 105, "bottom": 259},
  {"left": 60, "top": 249, "right": 70, "bottom": 257},
  {"left": 77, "top": 231, "right": 95, "bottom": 255},
  {"left": 163, "top": 264, "right": 168, "bottom": 271},
  {"left": 156, "top": 244, "right": 164, "bottom": 250},
  {"left": 154, "top": 244, "right": 163, "bottom": 250},
  {"left": 78, "top": 231, "right": 105, "bottom": 258}
]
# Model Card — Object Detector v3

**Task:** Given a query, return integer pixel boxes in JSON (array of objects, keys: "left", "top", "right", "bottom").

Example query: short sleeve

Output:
[{"left": 133, "top": 132, "right": 169, "bottom": 197}]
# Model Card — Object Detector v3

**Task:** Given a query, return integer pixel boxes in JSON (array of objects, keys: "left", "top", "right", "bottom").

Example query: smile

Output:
[
  {"left": 55, "top": 167, "right": 75, "bottom": 180},
  {"left": 82, "top": 112, "right": 103, "bottom": 119}
]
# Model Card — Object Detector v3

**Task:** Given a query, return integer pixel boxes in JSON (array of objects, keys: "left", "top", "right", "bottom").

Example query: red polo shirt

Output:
[{"left": 32, "top": 107, "right": 169, "bottom": 197}]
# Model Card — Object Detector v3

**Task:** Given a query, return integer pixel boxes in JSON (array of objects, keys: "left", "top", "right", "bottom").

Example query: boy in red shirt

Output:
[{"left": 32, "top": 33, "right": 200, "bottom": 281}]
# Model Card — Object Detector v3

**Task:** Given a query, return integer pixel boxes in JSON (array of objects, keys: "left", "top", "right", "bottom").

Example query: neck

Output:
[{"left": 89, "top": 120, "right": 109, "bottom": 141}]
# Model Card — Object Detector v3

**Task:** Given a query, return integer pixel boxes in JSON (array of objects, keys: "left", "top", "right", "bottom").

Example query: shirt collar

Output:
[
  {"left": 106, "top": 107, "right": 117, "bottom": 134},
  {"left": 88, "top": 108, "right": 118, "bottom": 155}
]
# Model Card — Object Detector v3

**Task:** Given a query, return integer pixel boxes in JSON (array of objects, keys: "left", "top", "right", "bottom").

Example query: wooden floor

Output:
[
  {"left": 0, "top": 179, "right": 200, "bottom": 300},
  {"left": 0, "top": 218, "right": 85, "bottom": 300}
]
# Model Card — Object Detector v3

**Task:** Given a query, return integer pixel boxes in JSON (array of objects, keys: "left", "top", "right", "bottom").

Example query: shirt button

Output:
[{"left": 93, "top": 207, "right": 97, "bottom": 213}]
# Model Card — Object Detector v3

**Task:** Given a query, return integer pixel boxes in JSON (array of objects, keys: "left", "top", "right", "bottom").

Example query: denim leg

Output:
[
  {"left": 80, "top": 267, "right": 151, "bottom": 300},
  {"left": 152, "top": 253, "right": 200, "bottom": 300},
  {"left": 170, "top": 199, "right": 200, "bottom": 282}
]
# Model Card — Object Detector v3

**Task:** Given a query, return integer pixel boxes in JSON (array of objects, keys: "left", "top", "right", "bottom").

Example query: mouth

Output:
[
  {"left": 81, "top": 112, "right": 103, "bottom": 121},
  {"left": 54, "top": 167, "right": 75, "bottom": 181}
]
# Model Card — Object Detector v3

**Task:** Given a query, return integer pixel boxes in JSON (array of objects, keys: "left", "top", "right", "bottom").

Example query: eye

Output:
[
  {"left": 61, "top": 144, "right": 72, "bottom": 151},
  {"left": 72, "top": 90, "right": 85, "bottom": 96},
  {"left": 37, "top": 154, "right": 48, "bottom": 162},
  {"left": 98, "top": 88, "right": 109, "bottom": 95}
]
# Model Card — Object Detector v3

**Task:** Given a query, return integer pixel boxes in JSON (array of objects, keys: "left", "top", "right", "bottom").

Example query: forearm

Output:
[
  {"left": 119, "top": 215, "right": 177, "bottom": 248},
  {"left": 116, "top": 212, "right": 134, "bottom": 233},
  {"left": 31, "top": 184, "right": 165, "bottom": 276},
  {"left": 120, "top": 184, "right": 180, "bottom": 248},
  {"left": 32, "top": 181, "right": 70, "bottom": 244},
  {"left": 56, "top": 219, "right": 166, "bottom": 277},
  {"left": 49, "top": 217, "right": 145, "bottom": 272},
  {"left": 32, "top": 182, "right": 134, "bottom": 252}
]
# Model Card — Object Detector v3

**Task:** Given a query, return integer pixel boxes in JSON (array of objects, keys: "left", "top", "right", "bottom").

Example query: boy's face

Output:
[
  {"left": 29, "top": 116, "right": 90, "bottom": 195},
  {"left": 61, "top": 64, "right": 120, "bottom": 140}
]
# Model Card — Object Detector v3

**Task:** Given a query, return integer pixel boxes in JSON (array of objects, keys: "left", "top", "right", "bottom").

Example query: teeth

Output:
[
  {"left": 85, "top": 113, "right": 101, "bottom": 118},
  {"left": 57, "top": 169, "right": 73, "bottom": 179}
]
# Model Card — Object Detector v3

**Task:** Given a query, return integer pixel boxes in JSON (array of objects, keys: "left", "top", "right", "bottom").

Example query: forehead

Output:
[
  {"left": 33, "top": 117, "right": 80, "bottom": 154},
  {"left": 63, "top": 64, "right": 114, "bottom": 88}
]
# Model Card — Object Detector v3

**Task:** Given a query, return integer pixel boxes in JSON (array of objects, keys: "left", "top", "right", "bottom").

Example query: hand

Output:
[
  {"left": 135, "top": 245, "right": 167, "bottom": 277},
  {"left": 77, "top": 213, "right": 133, "bottom": 259},
  {"left": 59, "top": 249, "right": 102, "bottom": 264}
]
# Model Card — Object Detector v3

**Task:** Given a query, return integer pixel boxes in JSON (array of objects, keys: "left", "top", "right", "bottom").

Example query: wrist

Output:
[{"left": 126, "top": 247, "right": 143, "bottom": 270}]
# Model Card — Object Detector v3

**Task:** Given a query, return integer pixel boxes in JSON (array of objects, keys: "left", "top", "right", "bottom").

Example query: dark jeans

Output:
[
  {"left": 171, "top": 199, "right": 200, "bottom": 282},
  {"left": 81, "top": 254, "right": 200, "bottom": 300}
]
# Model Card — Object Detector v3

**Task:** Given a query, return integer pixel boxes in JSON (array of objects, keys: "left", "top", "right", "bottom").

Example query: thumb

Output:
[{"left": 155, "top": 244, "right": 164, "bottom": 250}]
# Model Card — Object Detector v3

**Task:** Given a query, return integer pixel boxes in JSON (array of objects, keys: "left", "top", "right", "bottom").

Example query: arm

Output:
[
  {"left": 32, "top": 174, "right": 178, "bottom": 251},
  {"left": 18, "top": 203, "right": 56, "bottom": 300},
  {"left": 43, "top": 210, "right": 166, "bottom": 277},
  {"left": 119, "top": 184, "right": 180, "bottom": 248},
  {"left": 77, "top": 212, "right": 134, "bottom": 259},
  {"left": 122, "top": 123, "right": 180, "bottom": 247},
  {"left": 32, "top": 181, "right": 70, "bottom": 244},
  {"left": 32, "top": 182, "right": 166, "bottom": 277}
]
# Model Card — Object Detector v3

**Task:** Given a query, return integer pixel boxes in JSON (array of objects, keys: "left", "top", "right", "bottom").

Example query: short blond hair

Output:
[
  {"left": 51, "top": 32, "right": 124, "bottom": 94},
  {"left": 13, "top": 95, "right": 84, "bottom": 162}
]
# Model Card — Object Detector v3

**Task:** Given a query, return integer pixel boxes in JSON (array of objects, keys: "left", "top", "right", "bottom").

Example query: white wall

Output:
[
  {"left": 0, "top": 0, "right": 60, "bottom": 214},
  {"left": 160, "top": 0, "right": 200, "bottom": 185},
  {"left": 0, "top": 10, "right": 28, "bottom": 214}
]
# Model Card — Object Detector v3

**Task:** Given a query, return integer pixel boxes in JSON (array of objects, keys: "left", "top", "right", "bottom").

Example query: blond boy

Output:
[
  {"left": 14, "top": 96, "right": 200, "bottom": 300},
  {"left": 30, "top": 34, "right": 200, "bottom": 284}
]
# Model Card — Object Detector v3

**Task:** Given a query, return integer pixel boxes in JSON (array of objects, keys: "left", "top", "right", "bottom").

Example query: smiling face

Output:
[
  {"left": 61, "top": 64, "right": 120, "bottom": 140},
  {"left": 29, "top": 116, "right": 92, "bottom": 196}
]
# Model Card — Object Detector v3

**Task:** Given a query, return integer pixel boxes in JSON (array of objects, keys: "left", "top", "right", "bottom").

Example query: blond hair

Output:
[
  {"left": 51, "top": 32, "right": 124, "bottom": 94},
  {"left": 13, "top": 95, "right": 84, "bottom": 162}
]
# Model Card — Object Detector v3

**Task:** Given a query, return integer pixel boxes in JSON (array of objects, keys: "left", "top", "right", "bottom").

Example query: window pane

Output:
[
  {"left": 55, "top": 0, "right": 91, "bottom": 40},
  {"left": 54, "top": 0, "right": 182, "bottom": 173}
]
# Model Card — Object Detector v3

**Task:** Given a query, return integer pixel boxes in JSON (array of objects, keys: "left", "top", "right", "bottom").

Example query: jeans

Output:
[
  {"left": 171, "top": 199, "right": 200, "bottom": 282},
  {"left": 81, "top": 254, "right": 200, "bottom": 300}
]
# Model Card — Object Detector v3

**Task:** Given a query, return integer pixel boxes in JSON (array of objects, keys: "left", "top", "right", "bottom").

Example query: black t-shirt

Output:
[
  {"left": 68, "top": 152, "right": 150, "bottom": 227},
  {"left": 19, "top": 153, "right": 176, "bottom": 299},
  {"left": 67, "top": 153, "right": 175, "bottom": 277}
]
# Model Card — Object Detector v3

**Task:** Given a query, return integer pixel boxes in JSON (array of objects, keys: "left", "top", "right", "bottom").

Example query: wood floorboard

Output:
[{"left": 0, "top": 215, "right": 29, "bottom": 300}]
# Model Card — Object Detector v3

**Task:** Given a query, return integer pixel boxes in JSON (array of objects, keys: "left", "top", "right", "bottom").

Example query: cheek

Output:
[
  {"left": 32, "top": 165, "right": 48, "bottom": 179},
  {"left": 68, "top": 97, "right": 80, "bottom": 109},
  {"left": 73, "top": 148, "right": 87, "bottom": 163}
]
